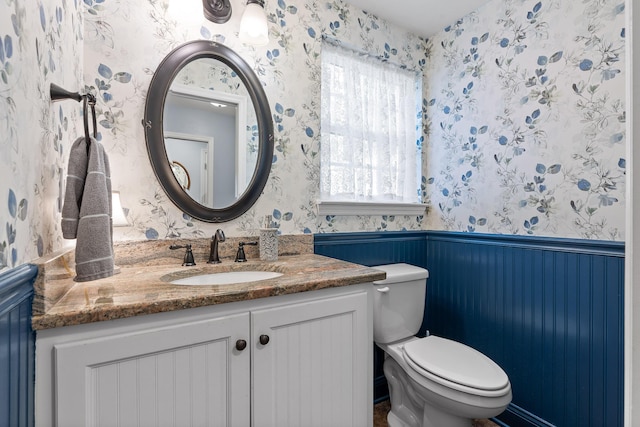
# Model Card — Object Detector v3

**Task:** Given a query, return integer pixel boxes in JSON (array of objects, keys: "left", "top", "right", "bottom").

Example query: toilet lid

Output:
[{"left": 403, "top": 336, "right": 509, "bottom": 391}]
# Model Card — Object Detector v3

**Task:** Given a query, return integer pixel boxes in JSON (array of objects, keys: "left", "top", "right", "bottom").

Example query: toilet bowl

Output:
[{"left": 372, "top": 264, "right": 512, "bottom": 427}]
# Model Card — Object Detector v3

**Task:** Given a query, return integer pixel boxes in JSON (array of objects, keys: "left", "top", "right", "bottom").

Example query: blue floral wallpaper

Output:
[
  {"left": 423, "top": 0, "right": 626, "bottom": 239},
  {"left": 81, "top": 0, "right": 428, "bottom": 242},
  {"left": 0, "top": 0, "right": 628, "bottom": 271},
  {"left": 0, "top": 0, "right": 82, "bottom": 270}
]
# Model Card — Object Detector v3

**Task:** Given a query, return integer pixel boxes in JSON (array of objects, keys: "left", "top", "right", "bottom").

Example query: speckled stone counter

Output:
[{"left": 32, "top": 235, "right": 385, "bottom": 330}]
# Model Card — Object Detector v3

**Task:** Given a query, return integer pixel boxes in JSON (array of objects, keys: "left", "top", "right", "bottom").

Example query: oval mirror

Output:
[{"left": 143, "top": 40, "right": 274, "bottom": 222}]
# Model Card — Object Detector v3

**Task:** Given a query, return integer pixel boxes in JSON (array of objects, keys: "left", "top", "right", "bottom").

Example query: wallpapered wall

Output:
[
  {"left": 0, "top": 0, "right": 82, "bottom": 270},
  {"left": 423, "top": 0, "right": 626, "bottom": 240},
  {"left": 0, "top": 0, "right": 627, "bottom": 271},
  {"left": 82, "top": 0, "right": 428, "bottom": 243}
]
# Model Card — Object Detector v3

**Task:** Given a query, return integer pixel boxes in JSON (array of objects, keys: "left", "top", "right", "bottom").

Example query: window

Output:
[{"left": 319, "top": 42, "right": 424, "bottom": 215}]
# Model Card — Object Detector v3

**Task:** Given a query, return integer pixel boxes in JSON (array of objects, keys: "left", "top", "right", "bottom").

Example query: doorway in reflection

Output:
[
  {"left": 164, "top": 85, "right": 251, "bottom": 208},
  {"left": 165, "top": 132, "right": 214, "bottom": 205}
]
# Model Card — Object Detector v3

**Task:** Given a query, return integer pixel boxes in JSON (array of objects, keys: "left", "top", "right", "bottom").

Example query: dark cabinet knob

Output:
[
  {"left": 259, "top": 334, "right": 270, "bottom": 345},
  {"left": 235, "top": 339, "right": 247, "bottom": 351}
]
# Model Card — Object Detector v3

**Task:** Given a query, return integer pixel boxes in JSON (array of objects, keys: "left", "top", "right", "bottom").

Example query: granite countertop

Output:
[{"left": 32, "top": 237, "right": 385, "bottom": 330}]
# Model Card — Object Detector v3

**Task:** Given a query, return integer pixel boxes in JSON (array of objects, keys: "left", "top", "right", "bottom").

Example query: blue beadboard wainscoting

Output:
[
  {"left": 314, "top": 231, "right": 625, "bottom": 427},
  {"left": 0, "top": 264, "right": 38, "bottom": 427}
]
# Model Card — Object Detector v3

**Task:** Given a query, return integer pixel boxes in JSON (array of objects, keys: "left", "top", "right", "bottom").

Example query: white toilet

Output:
[{"left": 372, "top": 263, "right": 512, "bottom": 427}]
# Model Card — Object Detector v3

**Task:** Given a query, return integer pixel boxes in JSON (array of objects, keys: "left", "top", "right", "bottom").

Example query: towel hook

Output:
[
  {"left": 82, "top": 93, "right": 97, "bottom": 140},
  {"left": 50, "top": 83, "right": 98, "bottom": 146}
]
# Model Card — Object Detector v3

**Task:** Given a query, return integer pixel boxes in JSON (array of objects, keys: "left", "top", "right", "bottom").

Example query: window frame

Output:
[{"left": 318, "top": 42, "right": 426, "bottom": 216}]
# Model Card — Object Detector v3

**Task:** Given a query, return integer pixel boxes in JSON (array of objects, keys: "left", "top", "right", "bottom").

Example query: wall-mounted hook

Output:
[
  {"left": 50, "top": 82, "right": 98, "bottom": 141},
  {"left": 50, "top": 83, "right": 82, "bottom": 102}
]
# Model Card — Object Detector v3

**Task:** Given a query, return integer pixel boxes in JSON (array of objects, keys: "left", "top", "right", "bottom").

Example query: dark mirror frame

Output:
[{"left": 143, "top": 40, "right": 274, "bottom": 222}]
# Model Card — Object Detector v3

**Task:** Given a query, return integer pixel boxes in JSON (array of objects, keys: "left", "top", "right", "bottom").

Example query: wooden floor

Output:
[{"left": 373, "top": 400, "right": 499, "bottom": 427}]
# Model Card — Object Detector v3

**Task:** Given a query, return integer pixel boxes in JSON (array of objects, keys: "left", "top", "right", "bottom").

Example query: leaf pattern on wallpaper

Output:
[
  {"left": 0, "top": 2, "right": 27, "bottom": 159},
  {"left": 267, "top": 0, "right": 298, "bottom": 59},
  {"left": 425, "top": 0, "right": 625, "bottom": 239},
  {"left": 84, "top": 0, "right": 135, "bottom": 49},
  {"left": 0, "top": 0, "right": 628, "bottom": 271},
  {"left": 0, "top": 0, "right": 84, "bottom": 270},
  {"left": 134, "top": 190, "right": 205, "bottom": 239},
  {"left": 84, "top": 62, "right": 133, "bottom": 140},
  {"left": 0, "top": 30, "right": 18, "bottom": 155},
  {"left": 40, "top": 0, "right": 619, "bottom": 242},
  {"left": 2, "top": 189, "right": 28, "bottom": 269},
  {"left": 36, "top": 0, "right": 83, "bottom": 262},
  {"left": 565, "top": 3, "right": 626, "bottom": 240}
]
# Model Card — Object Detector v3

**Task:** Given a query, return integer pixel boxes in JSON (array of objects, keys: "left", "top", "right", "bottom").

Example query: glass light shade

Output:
[
  {"left": 239, "top": 2, "right": 269, "bottom": 46},
  {"left": 111, "top": 191, "right": 129, "bottom": 227}
]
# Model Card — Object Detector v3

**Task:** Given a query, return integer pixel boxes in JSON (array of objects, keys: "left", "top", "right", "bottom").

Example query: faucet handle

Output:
[
  {"left": 169, "top": 244, "right": 196, "bottom": 266},
  {"left": 183, "top": 244, "right": 196, "bottom": 266},
  {"left": 235, "top": 241, "right": 258, "bottom": 263},
  {"left": 235, "top": 245, "right": 246, "bottom": 263}
]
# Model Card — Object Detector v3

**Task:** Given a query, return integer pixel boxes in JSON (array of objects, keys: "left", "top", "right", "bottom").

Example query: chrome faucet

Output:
[{"left": 208, "top": 229, "right": 226, "bottom": 264}]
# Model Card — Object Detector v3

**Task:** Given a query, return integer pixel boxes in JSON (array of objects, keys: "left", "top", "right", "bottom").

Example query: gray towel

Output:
[{"left": 61, "top": 136, "right": 114, "bottom": 282}]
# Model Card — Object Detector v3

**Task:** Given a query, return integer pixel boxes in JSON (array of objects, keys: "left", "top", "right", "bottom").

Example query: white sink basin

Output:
[{"left": 170, "top": 271, "right": 283, "bottom": 286}]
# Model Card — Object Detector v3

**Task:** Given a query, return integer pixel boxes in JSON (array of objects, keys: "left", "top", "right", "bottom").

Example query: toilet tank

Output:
[{"left": 372, "top": 263, "right": 429, "bottom": 344}]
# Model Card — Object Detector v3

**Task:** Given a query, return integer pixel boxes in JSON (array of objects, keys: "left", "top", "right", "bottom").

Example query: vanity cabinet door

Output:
[
  {"left": 251, "top": 291, "right": 370, "bottom": 427},
  {"left": 54, "top": 313, "right": 250, "bottom": 427}
]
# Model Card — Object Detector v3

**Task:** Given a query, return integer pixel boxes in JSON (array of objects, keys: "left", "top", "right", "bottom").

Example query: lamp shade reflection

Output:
[{"left": 111, "top": 191, "right": 129, "bottom": 227}]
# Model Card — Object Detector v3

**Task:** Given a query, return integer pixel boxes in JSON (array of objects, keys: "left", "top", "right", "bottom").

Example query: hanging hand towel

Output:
[{"left": 61, "top": 136, "right": 114, "bottom": 282}]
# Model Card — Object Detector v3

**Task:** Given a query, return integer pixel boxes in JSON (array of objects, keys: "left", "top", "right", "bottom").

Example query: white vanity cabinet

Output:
[
  {"left": 53, "top": 312, "right": 251, "bottom": 427},
  {"left": 251, "top": 291, "right": 370, "bottom": 427},
  {"left": 35, "top": 285, "right": 372, "bottom": 427}
]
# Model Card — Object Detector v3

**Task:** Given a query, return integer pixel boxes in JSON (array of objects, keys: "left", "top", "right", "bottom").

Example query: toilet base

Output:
[
  {"left": 384, "top": 356, "right": 480, "bottom": 427},
  {"left": 387, "top": 408, "right": 468, "bottom": 427},
  {"left": 421, "top": 401, "right": 470, "bottom": 427}
]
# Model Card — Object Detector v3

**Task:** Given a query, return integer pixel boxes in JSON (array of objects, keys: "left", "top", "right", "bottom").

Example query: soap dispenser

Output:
[{"left": 259, "top": 215, "right": 278, "bottom": 261}]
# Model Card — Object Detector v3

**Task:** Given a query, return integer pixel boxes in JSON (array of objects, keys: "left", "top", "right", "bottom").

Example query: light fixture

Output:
[
  {"left": 239, "top": 0, "right": 269, "bottom": 46},
  {"left": 111, "top": 191, "right": 129, "bottom": 227},
  {"left": 202, "top": 0, "right": 232, "bottom": 24}
]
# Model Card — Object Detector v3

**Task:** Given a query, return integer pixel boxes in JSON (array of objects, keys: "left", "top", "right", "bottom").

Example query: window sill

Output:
[{"left": 316, "top": 200, "right": 427, "bottom": 216}]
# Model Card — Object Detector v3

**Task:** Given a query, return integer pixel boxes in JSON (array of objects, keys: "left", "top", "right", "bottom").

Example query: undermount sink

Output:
[{"left": 169, "top": 271, "right": 283, "bottom": 286}]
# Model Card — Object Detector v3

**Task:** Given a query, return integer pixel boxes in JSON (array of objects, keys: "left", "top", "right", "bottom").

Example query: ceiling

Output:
[{"left": 342, "top": 0, "right": 491, "bottom": 38}]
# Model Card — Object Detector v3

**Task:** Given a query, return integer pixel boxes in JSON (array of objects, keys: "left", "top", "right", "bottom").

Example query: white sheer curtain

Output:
[{"left": 320, "top": 42, "right": 422, "bottom": 203}]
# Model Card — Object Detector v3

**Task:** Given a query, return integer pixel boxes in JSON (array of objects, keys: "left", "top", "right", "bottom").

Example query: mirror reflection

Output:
[
  {"left": 144, "top": 40, "right": 274, "bottom": 222},
  {"left": 163, "top": 58, "right": 258, "bottom": 209}
]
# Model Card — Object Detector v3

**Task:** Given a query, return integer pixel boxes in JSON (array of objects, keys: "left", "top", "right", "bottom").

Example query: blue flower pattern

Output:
[
  {"left": 0, "top": 0, "right": 627, "bottom": 271},
  {"left": 425, "top": 0, "right": 625, "bottom": 239},
  {"left": 1, "top": 0, "right": 83, "bottom": 271}
]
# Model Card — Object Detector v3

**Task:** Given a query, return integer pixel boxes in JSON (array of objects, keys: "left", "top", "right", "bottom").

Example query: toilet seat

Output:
[{"left": 402, "top": 336, "right": 510, "bottom": 398}]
